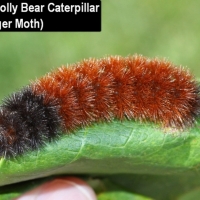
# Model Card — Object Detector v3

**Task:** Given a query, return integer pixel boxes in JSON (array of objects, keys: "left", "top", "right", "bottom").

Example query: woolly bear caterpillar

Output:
[{"left": 0, "top": 55, "right": 199, "bottom": 158}]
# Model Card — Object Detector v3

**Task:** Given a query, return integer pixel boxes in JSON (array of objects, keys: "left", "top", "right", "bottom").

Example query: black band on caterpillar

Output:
[{"left": 0, "top": 87, "right": 61, "bottom": 158}]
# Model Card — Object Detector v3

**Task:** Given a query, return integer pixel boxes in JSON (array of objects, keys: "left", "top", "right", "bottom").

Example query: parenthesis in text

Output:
[{"left": 40, "top": 19, "right": 43, "bottom": 31}]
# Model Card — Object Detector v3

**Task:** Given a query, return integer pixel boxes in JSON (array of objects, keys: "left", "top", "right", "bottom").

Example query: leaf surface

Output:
[{"left": 1, "top": 119, "right": 200, "bottom": 199}]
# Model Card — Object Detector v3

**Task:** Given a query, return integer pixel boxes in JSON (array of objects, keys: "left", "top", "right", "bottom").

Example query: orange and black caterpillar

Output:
[{"left": 0, "top": 55, "right": 200, "bottom": 158}]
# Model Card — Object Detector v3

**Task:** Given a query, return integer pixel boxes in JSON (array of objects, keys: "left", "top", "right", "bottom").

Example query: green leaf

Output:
[{"left": 1, "top": 119, "right": 200, "bottom": 199}]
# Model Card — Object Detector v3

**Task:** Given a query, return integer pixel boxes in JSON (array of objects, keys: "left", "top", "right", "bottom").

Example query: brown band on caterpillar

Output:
[{"left": 33, "top": 55, "right": 200, "bottom": 130}]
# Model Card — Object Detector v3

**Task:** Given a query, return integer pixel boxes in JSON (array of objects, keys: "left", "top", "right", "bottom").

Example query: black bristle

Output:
[{"left": 0, "top": 87, "right": 61, "bottom": 158}]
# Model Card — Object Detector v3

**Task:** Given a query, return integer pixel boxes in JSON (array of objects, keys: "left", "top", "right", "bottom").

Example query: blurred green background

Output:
[{"left": 0, "top": 0, "right": 200, "bottom": 100}]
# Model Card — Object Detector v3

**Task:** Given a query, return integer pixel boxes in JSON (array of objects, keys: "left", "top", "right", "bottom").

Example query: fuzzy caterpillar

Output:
[{"left": 0, "top": 55, "right": 200, "bottom": 158}]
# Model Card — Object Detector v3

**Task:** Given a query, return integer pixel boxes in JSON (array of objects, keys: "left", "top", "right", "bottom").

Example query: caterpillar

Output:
[{"left": 0, "top": 55, "right": 200, "bottom": 158}]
